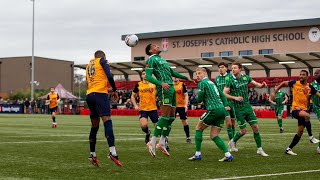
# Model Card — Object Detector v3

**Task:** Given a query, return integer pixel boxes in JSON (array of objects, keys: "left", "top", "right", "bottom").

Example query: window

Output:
[
  {"left": 219, "top": 51, "right": 233, "bottom": 57},
  {"left": 201, "top": 52, "right": 214, "bottom": 58},
  {"left": 259, "top": 49, "right": 273, "bottom": 54},
  {"left": 133, "top": 56, "right": 145, "bottom": 61},
  {"left": 239, "top": 50, "right": 253, "bottom": 56}
]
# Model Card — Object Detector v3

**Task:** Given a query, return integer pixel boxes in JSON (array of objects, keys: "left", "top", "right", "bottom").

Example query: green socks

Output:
[
  {"left": 195, "top": 130, "right": 203, "bottom": 151},
  {"left": 233, "top": 132, "right": 243, "bottom": 142},
  {"left": 212, "top": 136, "right": 228, "bottom": 153},
  {"left": 253, "top": 132, "right": 262, "bottom": 148},
  {"left": 277, "top": 119, "right": 283, "bottom": 128},
  {"left": 227, "top": 128, "right": 234, "bottom": 140}
]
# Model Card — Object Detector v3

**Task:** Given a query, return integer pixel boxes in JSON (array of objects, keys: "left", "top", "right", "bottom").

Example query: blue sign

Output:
[{"left": 0, "top": 104, "right": 24, "bottom": 114}]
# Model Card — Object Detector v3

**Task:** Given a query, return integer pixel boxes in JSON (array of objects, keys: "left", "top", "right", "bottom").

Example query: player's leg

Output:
[
  {"left": 276, "top": 107, "right": 284, "bottom": 133},
  {"left": 225, "top": 113, "right": 233, "bottom": 141},
  {"left": 315, "top": 108, "right": 320, "bottom": 153},
  {"left": 246, "top": 107, "right": 268, "bottom": 156},
  {"left": 229, "top": 107, "right": 246, "bottom": 152},
  {"left": 299, "top": 110, "right": 319, "bottom": 143},
  {"left": 148, "top": 104, "right": 170, "bottom": 157},
  {"left": 285, "top": 123, "right": 304, "bottom": 156},
  {"left": 178, "top": 107, "right": 191, "bottom": 143},
  {"left": 86, "top": 93, "right": 100, "bottom": 167},
  {"left": 139, "top": 111, "right": 151, "bottom": 144},
  {"left": 188, "top": 115, "right": 208, "bottom": 161},
  {"left": 98, "top": 93, "right": 122, "bottom": 167},
  {"left": 209, "top": 108, "right": 233, "bottom": 162},
  {"left": 51, "top": 107, "right": 57, "bottom": 128}
]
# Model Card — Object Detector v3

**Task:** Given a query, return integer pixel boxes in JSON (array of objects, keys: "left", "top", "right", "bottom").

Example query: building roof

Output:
[
  {"left": 75, "top": 51, "right": 320, "bottom": 77},
  {"left": 121, "top": 18, "right": 320, "bottom": 40}
]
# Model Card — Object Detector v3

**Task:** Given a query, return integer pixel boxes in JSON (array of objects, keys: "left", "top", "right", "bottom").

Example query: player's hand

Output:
[
  {"left": 261, "top": 82, "right": 267, "bottom": 88},
  {"left": 187, "top": 77, "right": 196, "bottom": 84},
  {"left": 185, "top": 105, "right": 188, "bottom": 112},
  {"left": 225, "top": 106, "right": 231, "bottom": 111},
  {"left": 234, "top": 96, "right": 243, "bottom": 102},
  {"left": 271, "top": 102, "right": 276, "bottom": 105},
  {"left": 282, "top": 101, "right": 286, "bottom": 105},
  {"left": 134, "top": 105, "right": 139, "bottom": 110},
  {"left": 161, "top": 82, "right": 170, "bottom": 90},
  {"left": 111, "top": 91, "right": 119, "bottom": 102}
]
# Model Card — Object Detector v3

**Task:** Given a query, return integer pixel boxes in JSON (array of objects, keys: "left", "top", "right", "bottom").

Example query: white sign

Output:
[{"left": 308, "top": 27, "right": 320, "bottom": 42}]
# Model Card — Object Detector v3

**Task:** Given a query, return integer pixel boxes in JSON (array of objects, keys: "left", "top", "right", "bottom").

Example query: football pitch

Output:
[{"left": 0, "top": 114, "right": 319, "bottom": 180}]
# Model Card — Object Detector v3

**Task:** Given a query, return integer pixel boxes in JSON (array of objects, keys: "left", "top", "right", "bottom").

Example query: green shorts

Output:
[
  {"left": 275, "top": 106, "right": 284, "bottom": 117},
  {"left": 313, "top": 107, "right": 320, "bottom": 121},
  {"left": 225, "top": 105, "right": 236, "bottom": 119},
  {"left": 199, "top": 107, "right": 226, "bottom": 128},
  {"left": 234, "top": 105, "right": 258, "bottom": 129},
  {"left": 157, "top": 85, "right": 176, "bottom": 107}
]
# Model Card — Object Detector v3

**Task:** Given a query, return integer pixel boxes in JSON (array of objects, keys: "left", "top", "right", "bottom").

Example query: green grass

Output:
[{"left": 0, "top": 114, "right": 319, "bottom": 180}]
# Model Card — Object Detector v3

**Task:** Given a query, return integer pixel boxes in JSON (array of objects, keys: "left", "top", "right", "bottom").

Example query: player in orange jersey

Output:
[
  {"left": 85, "top": 50, "right": 122, "bottom": 167},
  {"left": 46, "top": 87, "right": 60, "bottom": 128},
  {"left": 173, "top": 77, "right": 191, "bottom": 143},
  {"left": 272, "top": 70, "right": 320, "bottom": 155},
  {"left": 131, "top": 70, "right": 159, "bottom": 144}
]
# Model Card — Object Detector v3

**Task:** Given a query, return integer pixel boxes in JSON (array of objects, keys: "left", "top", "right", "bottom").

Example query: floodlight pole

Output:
[{"left": 31, "top": 0, "right": 35, "bottom": 101}]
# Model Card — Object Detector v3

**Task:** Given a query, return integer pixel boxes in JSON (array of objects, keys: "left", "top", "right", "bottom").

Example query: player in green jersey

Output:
[
  {"left": 214, "top": 62, "right": 237, "bottom": 151},
  {"left": 188, "top": 68, "right": 233, "bottom": 162},
  {"left": 311, "top": 69, "right": 320, "bottom": 154},
  {"left": 224, "top": 62, "right": 269, "bottom": 157},
  {"left": 269, "top": 86, "right": 288, "bottom": 133},
  {"left": 145, "top": 44, "right": 194, "bottom": 157}
]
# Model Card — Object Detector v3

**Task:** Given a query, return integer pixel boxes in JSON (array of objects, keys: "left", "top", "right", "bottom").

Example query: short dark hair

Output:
[
  {"left": 145, "top": 44, "right": 152, "bottom": 56},
  {"left": 94, "top": 50, "right": 105, "bottom": 58},
  {"left": 232, "top": 62, "right": 242, "bottom": 69},
  {"left": 218, "top": 62, "right": 228, "bottom": 68},
  {"left": 301, "top": 70, "right": 309, "bottom": 76}
]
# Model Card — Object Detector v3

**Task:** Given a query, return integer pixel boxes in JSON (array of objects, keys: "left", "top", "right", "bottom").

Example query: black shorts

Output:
[
  {"left": 50, "top": 106, "right": 58, "bottom": 113},
  {"left": 292, "top": 109, "right": 306, "bottom": 126},
  {"left": 176, "top": 107, "right": 187, "bottom": 120},
  {"left": 139, "top": 110, "right": 159, "bottom": 123},
  {"left": 86, "top": 92, "right": 111, "bottom": 118}
]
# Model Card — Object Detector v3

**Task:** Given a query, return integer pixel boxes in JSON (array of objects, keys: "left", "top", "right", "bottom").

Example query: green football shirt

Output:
[
  {"left": 275, "top": 91, "right": 286, "bottom": 108},
  {"left": 146, "top": 54, "right": 173, "bottom": 85},
  {"left": 311, "top": 80, "right": 320, "bottom": 109},
  {"left": 214, "top": 73, "right": 232, "bottom": 92},
  {"left": 225, "top": 74, "right": 252, "bottom": 108},
  {"left": 197, "top": 77, "right": 228, "bottom": 110}
]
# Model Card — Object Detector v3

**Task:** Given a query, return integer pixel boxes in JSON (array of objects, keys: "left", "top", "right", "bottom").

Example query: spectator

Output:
[
  {"left": 24, "top": 98, "right": 30, "bottom": 114},
  {"left": 31, "top": 99, "right": 35, "bottom": 114},
  {"left": 0, "top": 97, "right": 3, "bottom": 104},
  {"left": 124, "top": 99, "right": 133, "bottom": 109}
]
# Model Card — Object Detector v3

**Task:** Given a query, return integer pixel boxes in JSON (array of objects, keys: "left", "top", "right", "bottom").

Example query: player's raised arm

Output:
[
  {"left": 250, "top": 80, "right": 267, "bottom": 88},
  {"left": 271, "top": 81, "right": 290, "bottom": 100},
  {"left": 268, "top": 95, "right": 276, "bottom": 105}
]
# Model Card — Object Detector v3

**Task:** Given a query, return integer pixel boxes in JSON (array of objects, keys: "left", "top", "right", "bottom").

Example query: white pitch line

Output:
[
  {"left": 0, "top": 138, "right": 145, "bottom": 144},
  {"left": 207, "top": 169, "right": 320, "bottom": 180}
]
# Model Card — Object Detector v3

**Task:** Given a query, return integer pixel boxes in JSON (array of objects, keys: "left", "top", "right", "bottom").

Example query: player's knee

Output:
[
  {"left": 210, "top": 134, "right": 218, "bottom": 139},
  {"left": 240, "top": 129, "right": 247, "bottom": 135},
  {"left": 181, "top": 120, "right": 188, "bottom": 126}
]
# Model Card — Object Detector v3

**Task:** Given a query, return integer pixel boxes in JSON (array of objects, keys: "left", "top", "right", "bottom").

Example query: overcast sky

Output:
[{"left": 0, "top": 0, "right": 319, "bottom": 65}]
